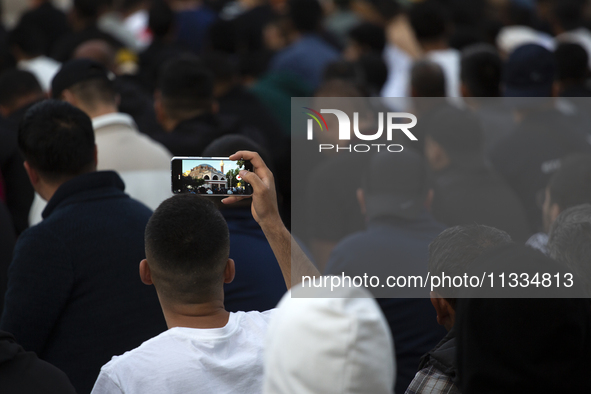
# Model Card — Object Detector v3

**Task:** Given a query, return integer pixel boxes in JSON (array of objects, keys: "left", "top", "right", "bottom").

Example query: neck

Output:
[
  {"left": 161, "top": 298, "right": 230, "bottom": 329},
  {"left": 421, "top": 39, "right": 448, "bottom": 52},
  {"left": 37, "top": 180, "right": 65, "bottom": 201},
  {"left": 85, "top": 104, "right": 118, "bottom": 119}
]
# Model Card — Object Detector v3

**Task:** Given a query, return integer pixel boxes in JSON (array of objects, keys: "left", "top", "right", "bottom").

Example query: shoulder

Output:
[
  {"left": 99, "top": 331, "right": 174, "bottom": 376},
  {"left": 405, "top": 365, "right": 459, "bottom": 394}
]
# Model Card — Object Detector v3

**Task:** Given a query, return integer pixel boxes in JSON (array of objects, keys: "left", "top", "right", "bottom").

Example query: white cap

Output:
[
  {"left": 497, "top": 26, "right": 555, "bottom": 56},
  {"left": 263, "top": 283, "right": 395, "bottom": 394}
]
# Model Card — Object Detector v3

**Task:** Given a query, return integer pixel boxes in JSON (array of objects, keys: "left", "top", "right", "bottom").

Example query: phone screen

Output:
[{"left": 171, "top": 157, "right": 253, "bottom": 196}]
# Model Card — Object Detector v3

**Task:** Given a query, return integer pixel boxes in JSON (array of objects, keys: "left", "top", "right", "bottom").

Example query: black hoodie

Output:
[{"left": 0, "top": 331, "right": 76, "bottom": 393}]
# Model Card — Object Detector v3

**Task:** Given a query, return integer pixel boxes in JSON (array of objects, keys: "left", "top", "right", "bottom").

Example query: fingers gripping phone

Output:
[{"left": 171, "top": 156, "right": 254, "bottom": 196}]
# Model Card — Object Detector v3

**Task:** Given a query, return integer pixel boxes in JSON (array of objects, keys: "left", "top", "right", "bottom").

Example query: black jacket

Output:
[
  {"left": 0, "top": 171, "right": 167, "bottom": 394},
  {"left": 0, "top": 331, "right": 76, "bottom": 394}
]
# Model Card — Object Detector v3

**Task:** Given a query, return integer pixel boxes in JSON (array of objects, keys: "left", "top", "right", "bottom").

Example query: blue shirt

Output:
[
  {"left": 174, "top": 6, "right": 217, "bottom": 53},
  {"left": 269, "top": 34, "right": 340, "bottom": 89}
]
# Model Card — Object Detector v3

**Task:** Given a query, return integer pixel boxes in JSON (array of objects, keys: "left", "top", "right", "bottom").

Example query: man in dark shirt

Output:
[
  {"left": 325, "top": 150, "right": 447, "bottom": 394},
  {"left": 491, "top": 44, "right": 591, "bottom": 232},
  {"left": 424, "top": 107, "right": 531, "bottom": 242},
  {"left": 153, "top": 56, "right": 228, "bottom": 156},
  {"left": 18, "top": 0, "right": 70, "bottom": 56},
  {"left": 0, "top": 100, "right": 167, "bottom": 394}
]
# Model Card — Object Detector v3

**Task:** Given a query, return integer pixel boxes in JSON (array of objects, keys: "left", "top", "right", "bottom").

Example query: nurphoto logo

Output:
[{"left": 303, "top": 107, "right": 418, "bottom": 153}]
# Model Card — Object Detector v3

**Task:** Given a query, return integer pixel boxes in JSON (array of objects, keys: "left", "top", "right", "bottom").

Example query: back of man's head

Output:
[
  {"left": 288, "top": 0, "right": 323, "bottom": 33},
  {"left": 503, "top": 44, "right": 555, "bottom": 97},
  {"left": 18, "top": 100, "right": 96, "bottom": 183},
  {"left": 8, "top": 23, "right": 46, "bottom": 58},
  {"left": 555, "top": 42, "right": 589, "bottom": 83},
  {"left": 52, "top": 59, "right": 117, "bottom": 114},
  {"left": 145, "top": 194, "right": 230, "bottom": 304},
  {"left": 348, "top": 22, "right": 386, "bottom": 54},
  {"left": 552, "top": 0, "right": 584, "bottom": 32},
  {"left": 461, "top": 44, "right": 502, "bottom": 97},
  {"left": 428, "top": 225, "right": 512, "bottom": 306},
  {"left": 0, "top": 69, "right": 43, "bottom": 115},
  {"left": 548, "top": 204, "right": 591, "bottom": 296},
  {"left": 548, "top": 154, "right": 591, "bottom": 212},
  {"left": 362, "top": 149, "right": 428, "bottom": 221},
  {"left": 157, "top": 56, "right": 214, "bottom": 122},
  {"left": 409, "top": 0, "right": 450, "bottom": 43},
  {"left": 149, "top": 0, "right": 175, "bottom": 39},
  {"left": 411, "top": 60, "right": 446, "bottom": 97},
  {"left": 423, "top": 106, "right": 483, "bottom": 165}
]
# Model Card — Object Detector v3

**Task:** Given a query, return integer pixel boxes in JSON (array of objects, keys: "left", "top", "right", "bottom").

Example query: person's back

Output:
[
  {"left": 269, "top": 0, "right": 340, "bottom": 89},
  {"left": 325, "top": 151, "right": 447, "bottom": 393},
  {"left": 424, "top": 107, "right": 530, "bottom": 242},
  {"left": 0, "top": 101, "right": 167, "bottom": 393},
  {"left": 94, "top": 309, "right": 273, "bottom": 393}
]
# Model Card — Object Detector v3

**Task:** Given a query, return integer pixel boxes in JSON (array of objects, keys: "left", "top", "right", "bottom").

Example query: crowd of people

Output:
[{"left": 0, "top": 0, "right": 590, "bottom": 393}]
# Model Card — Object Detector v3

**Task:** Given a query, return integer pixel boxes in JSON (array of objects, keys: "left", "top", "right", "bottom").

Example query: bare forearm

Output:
[{"left": 261, "top": 220, "right": 320, "bottom": 289}]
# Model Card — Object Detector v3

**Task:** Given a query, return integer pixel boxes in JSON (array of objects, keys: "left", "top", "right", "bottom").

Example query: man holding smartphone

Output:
[{"left": 91, "top": 151, "right": 318, "bottom": 394}]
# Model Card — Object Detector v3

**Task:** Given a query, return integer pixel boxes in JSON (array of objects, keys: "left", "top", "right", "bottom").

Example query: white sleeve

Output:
[{"left": 91, "top": 369, "right": 125, "bottom": 394}]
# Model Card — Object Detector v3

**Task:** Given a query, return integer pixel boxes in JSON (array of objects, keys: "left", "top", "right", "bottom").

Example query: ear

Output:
[
  {"left": 211, "top": 100, "right": 219, "bottom": 115},
  {"left": 61, "top": 89, "right": 78, "bottom": 107},
  {"left": 93, "top": 144, "right": 98, "bottom": 169},
  {"left": 153, "top": 90, "right": 167, "bottom": 128},
  {"left": 139, "top": 259, "right": 153, "bottom": 285},
  {"left": 0, "top": 105, "right": 10, "bottom": 118},
  {"left": 356, "top": 188, "right": 366, "bottom": 215},
  {"left": 549, "top": 203, "right": 561, "bottom": 225},
  {"left": 552, "top": 81, "right": 561, "bottom": 98},
  {"left": 114, "top": 93, "right": 121, "bottom": 108},
  {"left": 460, "top": 82, "right": 470, "bottom": 98},
  {"left": 430, "top": 292, "right": 455, "bottom": 330},
  {"left": 425, "top": 188, "right": 434, "bottom": 212},
  {"left": 224, "top": 258, "right": 235, "bottom": 284},
  {"left": 24, "top": 161, "right": 40, "bottom": 187},
  {"left": 424, "top": 136, "right": 449, "bottom": 171}
]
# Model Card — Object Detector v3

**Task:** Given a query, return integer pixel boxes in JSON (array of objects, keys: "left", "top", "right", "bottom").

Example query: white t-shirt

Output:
[{"left": 91, "top": 310, "right": 275, "bottom": 394}]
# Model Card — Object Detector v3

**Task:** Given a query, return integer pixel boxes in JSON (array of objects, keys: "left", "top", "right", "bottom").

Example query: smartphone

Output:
[{"left": 171, "top": 156, "right": 253, "bottom": 196}]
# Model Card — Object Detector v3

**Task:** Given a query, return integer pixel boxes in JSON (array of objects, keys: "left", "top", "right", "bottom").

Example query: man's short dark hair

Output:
[
  {"left": 18, "top": 100, "right": 95, "bottom": 182},
  {"left": 158, "top": 56, "right": 214, "bottom": 120},
  {"left": 348, "top": 22, "right": 386, "bottom": 53},
  {"left": 424, "top": 106, "right": 483, "bottom": 161},
  {"left": 409, "top": 0, "right": 449, "bottom": 42},
  {"left": 288, "top": 0, "right": 323, "bottom": 33},
  {"left": 461, "top": 44, "right": 502, "bottom": 97},
  {"left": 548, "top": 204, "right": 591, "bottom": 297},
  {"left": 0, "top": 69, "right": 43, "bottom": 107},
  {"left": 555, "top": 42, "right": 589, "bottom": 82},
  {"left": 411, "top": 60, "right": 446, "bottom": 97},
  {"left": 149, "top": 0, "right": 175, "bottom": 38},
  {"left": 428, "top": 224, "right": 512, "bottom": 306},
  {"left": 8, "top": 23, "right": 46, "bottom": 57},
  {"left": 553, "top": 0, "right": 584, "bottom": 31},
  {"left": 70, "top": 78, "right": 117, "bottom": 109},
  {"left": 145, "top": 194, "right": 230, "bottom": 304},
  {"left": 548, "top": 154, "right": 591, "bottom": 210}
]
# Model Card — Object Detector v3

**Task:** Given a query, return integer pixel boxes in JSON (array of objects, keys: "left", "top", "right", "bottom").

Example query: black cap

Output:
[
  {"left": 51, "top": 59, "right": 113, "bottom": 99},
  {"left": 504, "top": 43, "right": 555, "bottom": 97},
  {"left": 362, "top": 149, "right": 428, "bottom": 220}
]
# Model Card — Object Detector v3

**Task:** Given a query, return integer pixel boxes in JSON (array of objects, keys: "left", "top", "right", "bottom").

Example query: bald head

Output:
[{"left": 73, "top": 40, "right": 116, "bottom": 71}]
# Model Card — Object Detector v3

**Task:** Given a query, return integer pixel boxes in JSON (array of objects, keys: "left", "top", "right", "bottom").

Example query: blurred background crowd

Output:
[{"left": 1, "top": 0, "right": 591, "bottom": 393}]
